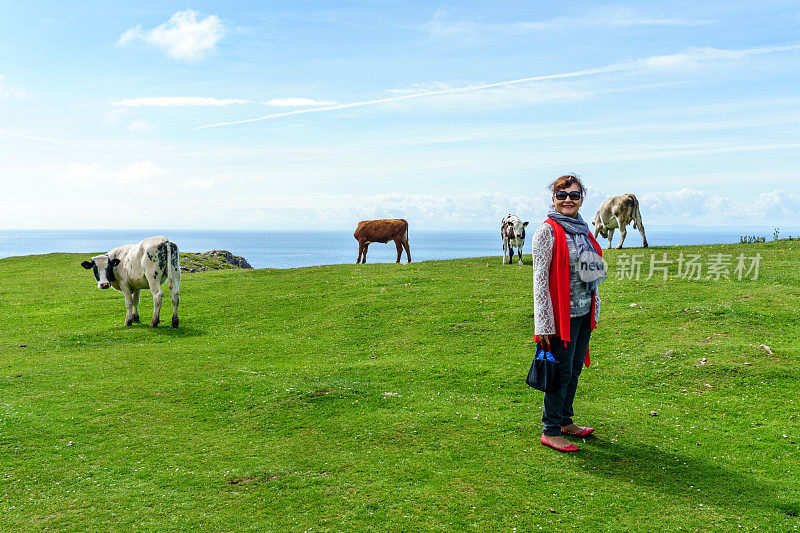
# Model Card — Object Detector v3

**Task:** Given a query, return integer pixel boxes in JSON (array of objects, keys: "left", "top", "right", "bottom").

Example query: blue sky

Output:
[{"left": 1, "top": 1, "right": 799, "bottom": 229}]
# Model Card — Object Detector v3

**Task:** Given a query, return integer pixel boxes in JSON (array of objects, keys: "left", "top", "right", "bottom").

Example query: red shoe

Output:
[
  {"left": 541, "top": 434, "right": 579, "bottom": 452},
  {"left": 561, "top": 426, "right": 594, "bottom": 438}
]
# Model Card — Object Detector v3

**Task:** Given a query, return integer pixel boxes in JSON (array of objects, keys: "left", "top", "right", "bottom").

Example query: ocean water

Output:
[{"left": 0, "top": 227, "right": 792, "bottom": 269}]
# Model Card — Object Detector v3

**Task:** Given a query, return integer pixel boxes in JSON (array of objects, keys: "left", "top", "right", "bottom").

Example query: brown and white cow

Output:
[
  {"left": 592, "top": 194, "right": 648, "bottom": 249},
  {"left": 81, "top": 236, "right": 180, "bottom": 327},
  {"left": 353, "top": 219, "right": 411, "bottom": 264},
  {"left": 501, "top": 214, "right": 528, "bottom": 265}
]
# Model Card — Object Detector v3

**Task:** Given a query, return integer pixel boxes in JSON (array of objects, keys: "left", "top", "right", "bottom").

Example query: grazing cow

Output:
[
  {"left": 501, "top": 214, "right": 529, "bottom": 265},
  {"left": 592, "top": 194, "right": 648, "bottom": 249},
  {"left": 353, "top": 219, "right": 411, "bottom": 264},
  {"left": 81, "top": 236, "right": 180, "bottom": 328}
]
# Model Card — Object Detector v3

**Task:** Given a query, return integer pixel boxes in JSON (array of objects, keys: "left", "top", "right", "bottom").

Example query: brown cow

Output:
[{"left": 353, "top": 219, "right": 411, "bottom": 264}]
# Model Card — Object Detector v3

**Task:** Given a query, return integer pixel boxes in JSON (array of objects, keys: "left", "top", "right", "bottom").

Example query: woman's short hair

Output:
[{"left": 549, "top": 173, "right": 586, "bottom": 196}]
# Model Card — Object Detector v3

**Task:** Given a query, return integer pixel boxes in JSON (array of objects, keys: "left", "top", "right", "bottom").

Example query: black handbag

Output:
[{"left": 526, "top": 342, "right": 560, "bottom": 392}]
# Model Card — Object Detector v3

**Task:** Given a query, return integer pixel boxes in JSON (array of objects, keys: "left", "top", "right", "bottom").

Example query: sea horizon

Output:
[{"left": 3, "top": 226, "right": 798, "bottom": 270}]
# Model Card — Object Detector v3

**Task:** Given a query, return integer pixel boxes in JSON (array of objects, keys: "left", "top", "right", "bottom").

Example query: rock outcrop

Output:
[{"left": 180, "top": 250, "right": 253, "bottom": 272}]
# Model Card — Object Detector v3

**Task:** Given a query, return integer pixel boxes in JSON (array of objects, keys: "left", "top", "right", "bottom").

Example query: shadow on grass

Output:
[
  {"left": 57, "top": 325, "right": 207, "bottom": 349},
  {"left": 574, "top": 437, "right": 800, "bottom": 517},
  {"left": 114, "top": 324, "right": 207, "bottom": 337}
]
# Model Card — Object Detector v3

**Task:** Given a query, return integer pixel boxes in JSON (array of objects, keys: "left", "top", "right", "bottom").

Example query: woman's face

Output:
[{"left": 553, "top": 182, "right": 583, "bottom": 218}]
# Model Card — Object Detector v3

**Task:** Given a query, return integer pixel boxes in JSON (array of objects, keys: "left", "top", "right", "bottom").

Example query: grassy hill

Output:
[{"left": 1, "top": 242, "right": 799, "bottom": 531}]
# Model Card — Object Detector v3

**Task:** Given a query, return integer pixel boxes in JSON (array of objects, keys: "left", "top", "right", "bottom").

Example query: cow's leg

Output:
[
  {"left": 502, "top": 237, "right": 508, "bottom": 264},
  {"left": 616, "top": 218, "right": 627, "bottom": 249},
  {"left": 356, "top": 241, "right": 363, "bottom": 264},
  {"left": 121, "top": 286, "right": 134, "bottom": 326},
  {"left": 402, "top": 237, "right": 411, "bottom": 263},
  {"left": 607, "top": 228, "right": 615, "bottom": 249},
  {"left": 394, "top": 238, "right": 403, "bottom": 263},
  {"left": 362, "top": 243, "right": 369, "bottom": 264},
  {"left": 168, "top": 276, "right": 180, "bottom": 328},
  {"left": 131, "top": 289, "right": 141, "bottom": 323},
  {"left": 517, "top": 245, "right": 523, "bottom": 266},
  {"left": 147, "top": 275, "right": 163, "bottom": 328},
  {"left": 638, "top": 223, "right": 649, "bottom": 248}
]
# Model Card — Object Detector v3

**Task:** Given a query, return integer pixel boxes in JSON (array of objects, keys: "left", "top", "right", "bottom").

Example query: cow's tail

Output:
[
  {"left": 166, "top": 239, "right": 180, "bottom": 282},
  {"left": 632, "top": 196, "right": 643, "bottom": 230}
]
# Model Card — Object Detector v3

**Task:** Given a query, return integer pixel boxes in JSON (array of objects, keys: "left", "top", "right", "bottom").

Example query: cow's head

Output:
[
  {"left": 81, "top": 255, "right": 120, "bottom": 289},
  {"left": 506, "top": 217, "right": 529, "bottom": 240},
  {"left": 592, "top": 215, "right": 608, "bottom": 238}
]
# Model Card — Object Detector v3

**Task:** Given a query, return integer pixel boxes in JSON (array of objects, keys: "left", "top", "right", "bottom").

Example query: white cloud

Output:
[
  {"left": 57, "top": 160, "right": 170, "bottom": 187},
  {"left": 6, "top": 188, "right": 800, "bottom": 230},
  {"left": 654, "top": 42, "right": 784, "bottom": 72},
  {"left": 126, "top": 119, "right": 156, "bottom": 133},
  {"left": 117, "top": 9, "right": 226, "bottom": 62},
  {"left": 639, "top": 188, "right": 719, "bottom": 219},
  {"left": 191, "top": 189, "right": 800, "bottom": 228},
  {"left": 113, "top": 96, "right": 249, "bottom": 107},
  {"left": 114, "top": 160, "right": 169, "bottom": 184},
  {"left": 59, "top": 162, "right": 104, "bottom": 186},
  {"left": 638, "top": 48, "right": 744, "bottom": 69},
  {"left": 0, "top": 74, "right": 26, "bottom": 99},
  {"left": 750, "top": 190, "right": 800, "bottom": 221},
  {"left": 265, "top": 97, "right": 339, "bottom": 107},
  {"left": 176, "top": 192, "right": 554, "bottom": 226},
  {"left": 638, "top": 188, "right": 800, "bottom": 225},
  {"left": 631, "top": 44, "right": 800, "bottom": 71}
]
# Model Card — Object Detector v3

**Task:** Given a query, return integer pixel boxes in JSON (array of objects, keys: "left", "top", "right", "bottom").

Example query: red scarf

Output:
[{"left": 534, "top": 218, "right": 602, "bottom": 367}]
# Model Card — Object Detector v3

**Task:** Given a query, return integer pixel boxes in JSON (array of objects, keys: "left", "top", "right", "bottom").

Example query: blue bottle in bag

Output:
[{"left": 536, "top": 346, "right": 556, "bottom": 362}]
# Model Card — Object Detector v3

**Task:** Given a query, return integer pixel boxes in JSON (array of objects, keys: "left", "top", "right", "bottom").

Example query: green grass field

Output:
[{"left": 1, "top": 242, "right": 799, "bottom": 531}]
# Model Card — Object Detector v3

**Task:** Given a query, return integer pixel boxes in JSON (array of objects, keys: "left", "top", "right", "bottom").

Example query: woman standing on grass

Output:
[{"left": 532, "top": 174, "right": 605, "bottom": 452}]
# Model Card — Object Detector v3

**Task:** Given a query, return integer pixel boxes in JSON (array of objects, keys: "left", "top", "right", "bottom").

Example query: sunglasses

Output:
[{"left": 554, "top": 191, "right": 583, "bottom": 200}]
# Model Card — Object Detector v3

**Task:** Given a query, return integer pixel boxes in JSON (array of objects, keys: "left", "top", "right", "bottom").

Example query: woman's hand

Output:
[{"left": 539, "top": 335, "right": 551, "bottom": 349}]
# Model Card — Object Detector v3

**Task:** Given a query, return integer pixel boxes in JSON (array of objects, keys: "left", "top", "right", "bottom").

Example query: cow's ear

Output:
[
  {"left": 523, "top": 221, "right": 529, "bottom": 227},
  {"left": 111, "top": 258, "right": 121, "bottom": 267},
  {"left": 81, "top": 261, "right": 93, "bottom": 269}
]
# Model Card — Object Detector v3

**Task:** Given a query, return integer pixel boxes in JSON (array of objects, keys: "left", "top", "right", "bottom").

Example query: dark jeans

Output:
[{"left": 542, "top": 312, "right": 592, "bottom": 437}]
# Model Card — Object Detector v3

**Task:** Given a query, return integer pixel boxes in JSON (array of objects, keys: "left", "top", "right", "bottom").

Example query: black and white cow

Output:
[
  {"left": 81, "top": 236, "right": 180, "bottom": 328},
  {"left": 501, "top": 214, "right": 529, "bottom": 265}
]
